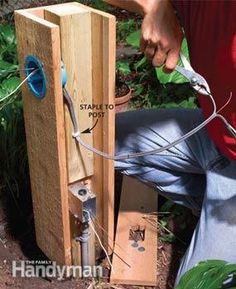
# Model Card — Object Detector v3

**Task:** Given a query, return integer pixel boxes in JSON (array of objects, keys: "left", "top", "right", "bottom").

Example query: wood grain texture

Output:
[
  {"left": 15, "top": 10, "right": 71, "bottom": 264},
  {"left": 44, "top": 4, "right": 94, "bottom": 184},
  {"left": 26, "top": 7, "right": 45, "bottom": 18},
  {"left": 66, "top": 2, "right": 116, "bottom": 251},
  {"left": 15, "top": 2, "right": 116, "bottom": 265},
  {"left": 110, "top": 176, "right": 158, "bottom": 286},
  {"left": 90, "top": 9, "right": 116, "bottom": 252}
]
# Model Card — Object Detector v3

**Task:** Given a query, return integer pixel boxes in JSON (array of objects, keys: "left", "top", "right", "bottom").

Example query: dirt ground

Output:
[
  {"left": 0, "top": 177, "right": 197, "bottom": 289},
  {"left": 0, "top": 241, "right": 184, "bottom": 289}
]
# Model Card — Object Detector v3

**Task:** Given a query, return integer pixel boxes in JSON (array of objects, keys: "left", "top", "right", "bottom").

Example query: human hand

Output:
[{"left": 140, "top": 0, "right": 183, "bottom": 71}]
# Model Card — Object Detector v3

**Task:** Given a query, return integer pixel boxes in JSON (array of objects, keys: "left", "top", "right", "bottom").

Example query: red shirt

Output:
[{"left": 173, "top": 0, "right": 236, "bottom": 161}]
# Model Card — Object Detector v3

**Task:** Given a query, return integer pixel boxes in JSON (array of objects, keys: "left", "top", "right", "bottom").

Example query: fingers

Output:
[
  {"left": 145, "top": 44, "right": 156, "bottom": 60},
  {"left": 152, "top": 47, "right": 167, "bottom": 67},
  {"left": 140, "top": 34, "right": 157, "bottom": 61},
  {"left": 140, "top": 33, "right": 179, "bottom": 70},
  {"left": 164, "top": 48, "right": 180, "bottom": 71}
]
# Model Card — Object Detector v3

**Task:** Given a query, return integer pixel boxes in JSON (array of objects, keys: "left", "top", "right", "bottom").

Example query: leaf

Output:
[
  {"left": 116, "top": 61, "right": 131, "bottom": 75},
  {"left": 159, "top": 102, "right": 180, "bottom": 108},
  {"left": 160, "top": 233, "right": 176, "bottom": 243},
  {"left": 178, "top": 97, "right": 197, "bottom": 109},
  {"left": 0, "top": 25, "right": 16, "bottom": 45},
  {"left": 155, "top": 38, "right": 189, "bottom": 84},
  {"left": 126, "top": 29, "right": 141, "bottom": 48},
  {"left": 175, "top": 260, "right": 236, "bottom": 289},
  {"left": 134, "top": 56, "right": 147, "bottom": 71},
  {"left": 198, "top": 264, "right": 236, "bottom": 289},
  {"left": 1, "top": 77, "right": 21, "bottom": 94},
  {"left": 0, "top": 60, "right": 18, "bottom": 73},
  {"left": 0, "top": 88, "right": 6, "bottom": 99},
  {"left": 133, "top": 84, "right": 144, "bottom": 96}
]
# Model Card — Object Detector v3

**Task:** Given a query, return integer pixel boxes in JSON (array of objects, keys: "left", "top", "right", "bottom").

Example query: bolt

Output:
[
  {"left": 78, "top": 188, "right": 87, "bottom": 196},
  {"left": 191, "top": 77, "right": 198, "bottom": 86}
]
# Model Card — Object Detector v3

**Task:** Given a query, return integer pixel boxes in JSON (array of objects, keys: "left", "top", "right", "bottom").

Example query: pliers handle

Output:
[{"left": 175, "top": 53, "right": 211, "bottom": 96}]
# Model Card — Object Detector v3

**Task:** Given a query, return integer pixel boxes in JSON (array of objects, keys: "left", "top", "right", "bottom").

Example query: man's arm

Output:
[{"left": 104, "top": 0, "right": 183, "bottom": 70}]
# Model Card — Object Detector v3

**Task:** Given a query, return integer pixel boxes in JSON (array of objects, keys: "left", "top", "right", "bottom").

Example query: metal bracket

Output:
[{"left": 68, "top": 182, "right": 96, "bottom": 223}]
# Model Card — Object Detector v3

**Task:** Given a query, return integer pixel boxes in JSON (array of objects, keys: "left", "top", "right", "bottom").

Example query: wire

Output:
[
  {"left": 84, "top": 210, "right": 114, "bottom": 271},
  {"left": 89, "top": 211, "right": 133, "bottom": 267},
  {"left": 64, "top": 86, "right": 234, "bottom": 160},
  {"left": 0, "top": 70, "right": 38, "bottom": 104},
  {"left": 0, "top": 67, "right": 35, "bottom": 74}
]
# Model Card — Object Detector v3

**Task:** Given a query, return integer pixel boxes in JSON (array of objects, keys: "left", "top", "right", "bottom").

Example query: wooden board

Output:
[
  {"left": 44, "top": 1, "right": 116, "bottom": 252},
  {"left": 15, "top": 10, "right": 71, "bottom": 264},
  {"left": 68, "top": 2, "right": 116, "bottom": 252},
  {"left": 90, "top": 6, "right": 116, "bottom": 253},
  {"left": 110, "top": 176, "right": 158, "bottom": 286},
  {"left": 44, "top": 4, "right": 94, "bottom": 184},
  {"left": 15, "top": 2, "right": 116, "bottom": 266}
]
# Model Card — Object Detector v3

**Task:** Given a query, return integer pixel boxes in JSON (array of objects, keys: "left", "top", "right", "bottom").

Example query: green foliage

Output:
[
  {"left": 0, "top": 24, "right": 28, "bottom": 213},
  {"left": 0, "top": 24, "right": 20, "bottom": 107},
  {"left": 125, "top": 28, "right": 197, "bottom": 110},
  {"left": 127, "top": 57, "right": 197, "bottom": 110},
  {"left": 126, "top": 29, "right": 141, "bottom": 48},
  {"left": 176, "top": 260, "right": 236, "bottom": 289},
  {"left": 117, "top": 19, "right": 141, "bottom": 43},
  {"left": 116, "top": 60, "right": 131, "bottom": 76},
  {"left": 126, "top": 29, "right": 190, "bottom": 84},
  {"left": 0, "top": 100, "right": 29, "bottom": 199},
  {"left": 155, "top": 38, "right": 189, "bottom": 84},
  {"left": 158, "top": 199, "right": 190, "bottom": 244},
  {"left": 75, "top": 0, "right": 108, "bottom": 11}
]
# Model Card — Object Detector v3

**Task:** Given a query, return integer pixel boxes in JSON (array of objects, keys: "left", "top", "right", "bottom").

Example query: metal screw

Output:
[
  {"left": 78, "top": 188, "right": 87, "bottom": 196},
  {"left": 191, "top": 77, "right": 198, "bottom": 86}
]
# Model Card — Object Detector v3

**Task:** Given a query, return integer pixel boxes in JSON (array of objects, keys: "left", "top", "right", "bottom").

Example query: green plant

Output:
[
  {"left": 125, "top": 28, "right": 197, "bottom": 110},
  {"left": 0, "top": 24, "right": 20, "bottom": 109},
  {"left": 117, "top": 19, "right": 141, "bottom": 43},
  {"left": 116, "top": 60, "right": 131, "bottom": 76},
  {"left": 176, "top": 260, "right": 236, "bottom": 289},
  {"left": 0, "top": 24, "right": 29, "bottom": 217},
  {"left": 75, "top": 0, "right": 108, "bottom": 11},
  {"left": 126, "top": 29, "right": 190, "bottom": 84},
  {"left": 157, "top": 199, "right": 192, "bottom": 244}
]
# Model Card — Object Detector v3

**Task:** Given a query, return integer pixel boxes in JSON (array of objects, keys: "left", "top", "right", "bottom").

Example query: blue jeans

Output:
[{"left": 115, "top": 108, "right": 236, "bottom": 284}]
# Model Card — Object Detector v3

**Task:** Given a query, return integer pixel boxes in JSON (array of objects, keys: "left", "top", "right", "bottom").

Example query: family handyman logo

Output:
[{"left": 12, "top": 260, "right": 103, "bottom": 280}]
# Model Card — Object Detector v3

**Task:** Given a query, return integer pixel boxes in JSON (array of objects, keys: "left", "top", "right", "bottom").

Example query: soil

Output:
[
  {"left": 0, "top": 174, "right": 197, "bottom": 289},
  {"left": 115, "top": 81, "right": 130, "bottom": 98}
]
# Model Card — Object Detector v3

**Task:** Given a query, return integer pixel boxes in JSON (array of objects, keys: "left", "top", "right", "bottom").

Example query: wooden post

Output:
[
  {"left": 15, "top": 10, "right": 71, "bottom": 264},
  {"left": 15, "top": 2, "right": 115, "bottom": 265}
]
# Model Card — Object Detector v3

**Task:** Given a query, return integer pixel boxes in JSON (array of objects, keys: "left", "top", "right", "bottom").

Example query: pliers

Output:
[{"left": 175, "top": 53, "right": 211, "bottom": 96}]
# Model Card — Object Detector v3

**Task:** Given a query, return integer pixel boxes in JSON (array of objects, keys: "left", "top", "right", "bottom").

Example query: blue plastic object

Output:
[
  {"left": 25, "top": 55, "right": 47, "bottom": 99},
  {"left": 61, "top": 61, "right": 67, "bottom": 87},
  {"left": 25, "top": 56, "right": 68, "bottom": 99}
]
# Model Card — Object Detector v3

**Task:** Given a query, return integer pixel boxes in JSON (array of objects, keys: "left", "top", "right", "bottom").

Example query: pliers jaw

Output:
[{"left": 175, "top": 53, "right": 211, "bottom": 96}]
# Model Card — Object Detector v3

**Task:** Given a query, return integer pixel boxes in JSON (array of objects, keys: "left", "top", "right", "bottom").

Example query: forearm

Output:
[{"left": 103, "top": 0, "right": 165, "bottom": 16}]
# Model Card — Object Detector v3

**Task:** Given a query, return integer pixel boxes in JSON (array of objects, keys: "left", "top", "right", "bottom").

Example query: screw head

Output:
[
  {"left": 191, "top": 77, "right": 198, "bottom": 86},
  {"left": 78, "top": 188, "right": 87, "bottom": 196}
]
